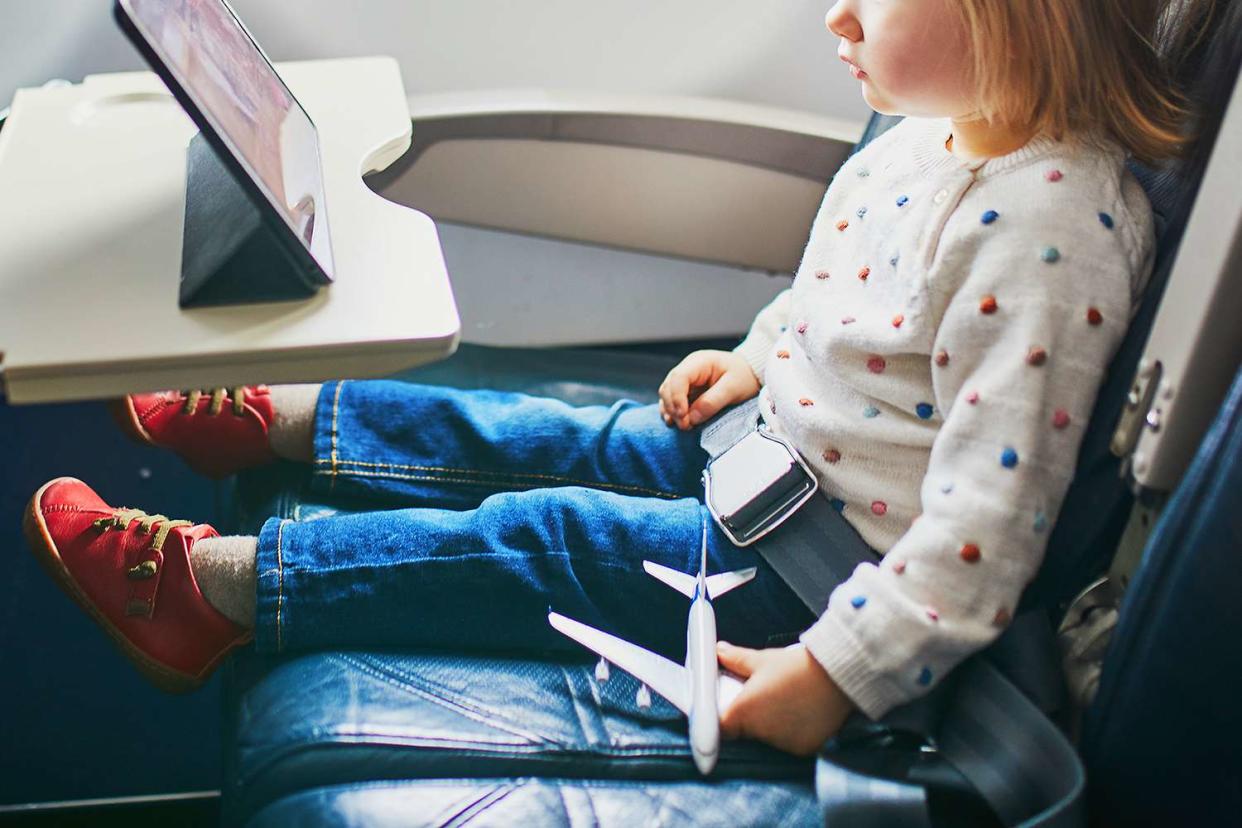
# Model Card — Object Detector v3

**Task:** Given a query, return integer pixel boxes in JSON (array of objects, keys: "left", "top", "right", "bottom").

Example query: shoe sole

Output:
[{"left": 23, "top": 478, "right": 206, "bottom": 694}]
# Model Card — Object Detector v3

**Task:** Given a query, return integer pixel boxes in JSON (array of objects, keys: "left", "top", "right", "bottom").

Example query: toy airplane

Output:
[{"left": 547, "top": 520, "right": 756, "bottom": 774}]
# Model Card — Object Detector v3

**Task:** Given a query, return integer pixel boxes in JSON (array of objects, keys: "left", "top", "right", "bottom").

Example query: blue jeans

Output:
[{"left": 253, "top": 380, "right": 817, "bottom": 659}]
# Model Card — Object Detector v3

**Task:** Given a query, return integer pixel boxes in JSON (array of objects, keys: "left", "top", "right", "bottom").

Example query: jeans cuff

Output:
[{"left": 255, "top": 516, "right": 291, "bottom": 654}]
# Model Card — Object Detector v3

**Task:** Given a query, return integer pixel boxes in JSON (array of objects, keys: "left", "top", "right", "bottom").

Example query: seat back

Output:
[{"left": 1028, "top": 3, "right": 1242, "bottom": 614}]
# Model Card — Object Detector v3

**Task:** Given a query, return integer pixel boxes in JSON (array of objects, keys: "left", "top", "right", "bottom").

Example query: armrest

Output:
[{"left": 371, "top": 90, "right": 866, "bottom": 273}]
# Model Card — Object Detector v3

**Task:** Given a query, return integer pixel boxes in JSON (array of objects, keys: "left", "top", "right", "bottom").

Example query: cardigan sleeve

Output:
[
  {"left": 798, "top": 206, "right": 1143, "bottom": 718},
  {"left": 734, "top": 289, "right": 792, "bottom": 383}
]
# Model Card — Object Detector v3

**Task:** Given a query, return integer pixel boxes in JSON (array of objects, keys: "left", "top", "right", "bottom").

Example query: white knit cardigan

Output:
[{"left": 734, "top": 117, "right": 1154, "bottom": 718}]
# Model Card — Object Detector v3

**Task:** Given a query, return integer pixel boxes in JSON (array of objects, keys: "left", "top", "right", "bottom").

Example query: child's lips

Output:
[{"left": 840, "top": 55, "right": 868, "bottom": 80}]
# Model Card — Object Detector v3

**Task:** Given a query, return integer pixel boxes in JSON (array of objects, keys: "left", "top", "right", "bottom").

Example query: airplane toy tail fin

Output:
[{"left": 642, "top": 560, "right": 757, "bottom": 600}]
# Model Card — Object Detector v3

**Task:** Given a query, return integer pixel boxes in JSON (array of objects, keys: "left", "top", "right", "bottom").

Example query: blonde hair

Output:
[{"left": 955, "top": 0, "right": 1217, "bottom": 163}]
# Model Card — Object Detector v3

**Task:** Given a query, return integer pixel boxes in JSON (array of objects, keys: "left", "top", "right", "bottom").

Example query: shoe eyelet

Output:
[{"left": 126, "top": 560, "right": 158, "bottom": 580}]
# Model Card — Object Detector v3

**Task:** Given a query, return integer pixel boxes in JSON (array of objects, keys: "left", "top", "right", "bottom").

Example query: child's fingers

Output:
[
  {"left": 717, "top": 641, "right": 758, "bottom": 678},
  {"left": 661, "top": 369, "right": 692, "bottom": 417},
  {"left": 686, "top": 378, "right": 742, "bottom": 426}
]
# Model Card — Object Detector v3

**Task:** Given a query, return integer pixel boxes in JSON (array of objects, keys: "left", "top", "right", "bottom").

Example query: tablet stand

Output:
[{"left": 180, "top": 133, "right": 321, "bottom": 307}]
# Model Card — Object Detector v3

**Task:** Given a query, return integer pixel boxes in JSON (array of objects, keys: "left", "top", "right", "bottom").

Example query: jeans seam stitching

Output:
[
  {"left": 321, "top": 461, "right": 685, "bottom": 500},
  {"left": 329, "top": 381, "right": 345, "bottom": 493},
  {"left": 275, "top": 519, "right": 287, "bottom": 653}
]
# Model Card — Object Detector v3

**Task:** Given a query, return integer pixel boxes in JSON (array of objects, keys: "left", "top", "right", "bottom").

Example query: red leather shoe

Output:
[
  {"left": 114, "top": 386, "right": 277, "bottom": 478},
  {"left": 23, "top": 477, "right": 252, "bottom": 693}
]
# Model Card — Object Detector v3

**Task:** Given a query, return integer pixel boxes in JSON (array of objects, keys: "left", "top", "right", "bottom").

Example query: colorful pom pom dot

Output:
[
  {"left": 889, "top": 253, "right": 900, "bottom": 267},
  {"left": 1052, "top": 409, "right": 1071, "bottom": 429},
  {"left": 799, "top": 397, "right": 815, "bottom": 407},
  {"left": 917, "top": 666, "right": 934, "bottom": 687},
  {"left": 815, "top": 269, "right": 831, "bottom": 280},
  {"left": 830, "top": 498, "right": 846, "bottom": 512},
  {"left": 867, "top": 355, "right": 887, "bottom": 374},
  {"left": 836, "top": 219, "right": 850, "bottom": 231},
  {"left": 871, "top": 500, "right": 888, "bottom": 516},
  {"left": 863, "top": 405, "right": 881, "bottom": 418},
  {"left": 1027, "top": 346, "right": 1048, "bottom": 366},
  {"left": 858, "top": 266, "right": 871, "bottom": 282},
  {"left": 823, "top": 448, "right": 842, "bottom": 464},
  {"left": 935, "top": 349, "right": 950, "bottom": 367},
  {"left": 1087, "top": 307, "right": 1103, "bottom": 326},
  {"left": 776, "top": 349, "right": 790, "bottom": 360},
  {"left": 851, "top": 595, "right": 867, "bottom": 609},
  {"left": 892, "top": 314, "right": 905, "bottom": 328},
  {"left": 1033, "top": 511, "right": 1049, "bottom": 533},
  {"left": 892, "top": 560, "right": 907, "bottom": 575},
  {"left": 1041, "top": 246, "right": 1060, "bottom": 264},
  {"left": 1098, "top": 212, "right": 1114, "bottom": 229},
  {"left": 940, "top": 481, "right": 954, "bottom": 494},
  {"left": 1045, "top": 169, "right": 1063, "bottom": 182},
  {"left": 993, "top": 608, "right": 1012, "bottom": 627},
  {"left": 925, "top": 607, "right": 940, "bottom": 622},
  {"left": 979, "top": 295, "right": 998, "bottom": 314},
  {"left": 796, "top": 321, "right": 808, "bottom": 334},
  {"left": 966, "top": 390, "right": 980, "bottom": 405},
  {"left": 981, "top": 209, "right": 999, "bottom": 225},
  {"left": 841, "top": 316, "right": 856, "bottom": 325},
  {"left": 915, "top": 402, "right": 934, "bottom": 420},
  {"left": 779, "top": 325, "right": 787, "bottom": 333},
  {"left": 1001, "top": 447, "right": 1019, "bottom": 468},
  {"left": 896, "top": 195, "right": 909, "bottom": 207},
  {"left": 960, "top": 543, "right": 981, "bottom": 563},
  {"left": 857, "top": 168, "right": 870, "bottom": 178},
  {"left": 857, "top": 206, "right": 868, "bottom": 219}
]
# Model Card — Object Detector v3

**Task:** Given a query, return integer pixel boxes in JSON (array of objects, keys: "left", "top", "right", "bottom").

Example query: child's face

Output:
[{"left": 826, "top": 0, "right": 975, "bottom": 119}]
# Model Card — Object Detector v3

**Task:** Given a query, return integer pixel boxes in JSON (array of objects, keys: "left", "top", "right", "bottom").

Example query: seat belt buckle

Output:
[{"left": 702, "top": 427, "right": 819, "bottom": 547}]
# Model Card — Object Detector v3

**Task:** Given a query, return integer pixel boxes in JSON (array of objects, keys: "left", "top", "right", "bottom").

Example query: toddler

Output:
[{"left": 26, "top": 0, "right": 1197, "bottom": 757}]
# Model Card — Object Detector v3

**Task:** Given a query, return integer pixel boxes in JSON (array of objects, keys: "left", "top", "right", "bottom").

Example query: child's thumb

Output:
[{"left": 717, "top": 641, "right": 757, "bottom": 678}]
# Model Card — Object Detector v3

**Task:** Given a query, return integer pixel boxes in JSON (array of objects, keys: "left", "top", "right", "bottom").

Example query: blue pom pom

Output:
[
  {"left": 917, "top": 666, "right": 934, "bottom": 687},
  {"left": 1098, "top": 212, "right": 1114, "bottom": 229},
  {"left": 863, "top": 405, "right": 881, "bottom": 419},
  {"left": 915, "top": 402, "right": 934, "bottom": 420},
  {"left": 896, "top": 195, "right": 909, "bottom": 207},
  {"left": 830, "top": 498, "right": 846, "bottom": 513},
  {"left": 851, "top": 595, "right": 867, "bottom": 609},
  {"left": 1001, "top": 447, "right": 1019, "bottom": 468},
  {"left": 981, "top": 210, "right": 999, "bottom": 225},
  {"left": 1041, "top": 246, "right": 1060, "bottom": 263}
]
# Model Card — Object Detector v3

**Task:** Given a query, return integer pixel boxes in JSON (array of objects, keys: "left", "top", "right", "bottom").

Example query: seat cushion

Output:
[
  {"left": 247, "top": 778, "right": 820, "bottom": 827},
  {"left": 223, "top": 650, "right": 813, "bottom": 824}
]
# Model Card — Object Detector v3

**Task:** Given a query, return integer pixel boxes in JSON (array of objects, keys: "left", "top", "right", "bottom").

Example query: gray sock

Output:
[
  {"left": 190, "top": 535, "right": 258, "bottom": 628},
  {"left": 267, "top": 383, "right": 321, "bottom": 463}
]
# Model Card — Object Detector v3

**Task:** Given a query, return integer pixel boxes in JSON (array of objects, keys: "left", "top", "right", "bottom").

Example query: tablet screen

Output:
[{"left": 118, "top": 0, "right": 333, "bottom": 280}]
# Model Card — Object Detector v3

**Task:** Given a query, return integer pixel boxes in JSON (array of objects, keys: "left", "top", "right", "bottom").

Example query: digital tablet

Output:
[{"left": 114, "top": 0, "right": 334, "bottom": 286}]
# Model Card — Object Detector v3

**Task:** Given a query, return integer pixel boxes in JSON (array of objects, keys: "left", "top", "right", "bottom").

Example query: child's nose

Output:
[{"left": 824, "top": 2, "right": 862, "bottom": 42}]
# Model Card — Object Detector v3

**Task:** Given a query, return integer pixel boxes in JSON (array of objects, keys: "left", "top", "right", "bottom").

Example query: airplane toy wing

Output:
[{"left": 548, "top": 611, "right": 691, "bottom": 714}]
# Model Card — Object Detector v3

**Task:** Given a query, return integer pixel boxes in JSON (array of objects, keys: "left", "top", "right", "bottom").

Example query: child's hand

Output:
[
  {"left": 658, "top": 350, "right": 760, "bottom": 429},
  {"left": 716, "top": 641, "right": 854, "bottom": 756}
]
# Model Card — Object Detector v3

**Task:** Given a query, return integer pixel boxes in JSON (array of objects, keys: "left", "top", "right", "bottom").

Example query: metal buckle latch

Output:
[{"left": 702, "top": 427, "right": 819, "bottom": 547}]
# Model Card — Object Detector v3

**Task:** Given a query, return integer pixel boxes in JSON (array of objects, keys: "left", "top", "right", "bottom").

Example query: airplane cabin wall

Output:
[{"left": 1, "top": 0, "right": 872, "bottom": 122}]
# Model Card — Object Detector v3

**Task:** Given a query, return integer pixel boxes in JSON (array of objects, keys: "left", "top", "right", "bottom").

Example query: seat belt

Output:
[{"left": 700, "top": 400, "right": 1085, "bottom": 828}]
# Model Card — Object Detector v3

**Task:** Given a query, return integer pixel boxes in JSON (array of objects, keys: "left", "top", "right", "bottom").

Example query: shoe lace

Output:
[
  {"left": 182, "top": 387, "right": 246, "bottom": 417},
  {"left": 93, "top": 508, "right": 194, "bottom": 579}
]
